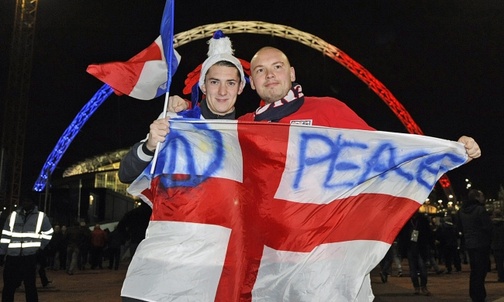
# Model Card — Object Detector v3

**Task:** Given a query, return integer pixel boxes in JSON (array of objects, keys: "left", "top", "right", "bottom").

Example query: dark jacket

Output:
[
  {"left": 118, "top": 141, "right": 152, "bottom": 184},
  {"left": 66, "top": 223, "right": 89, "bottom": 249},
  {"left": 437, "top": 220, "right": 459, "bottom": 248},
  {"left": 107, "top": 228, "right": 123, "bottom": 249},
  {"left": 458, "top": 200, "right": 492, "bottom": 249},
  {"left": 0, "top": 206, "right": 53, "bottom": 256},
  {"left": 491, "top": 217, "right": 504, "bottom": 250},
  {"left": 397, "top": 212, "right": 433, "bottom": 259},
  {"left": 117, "top": 203, "right": 151, "bottom": 245}
]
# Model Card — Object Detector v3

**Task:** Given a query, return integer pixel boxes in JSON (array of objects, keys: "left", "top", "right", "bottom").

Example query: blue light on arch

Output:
[{"left": 32, "top": 84, "right": 113, "bottom": 192}]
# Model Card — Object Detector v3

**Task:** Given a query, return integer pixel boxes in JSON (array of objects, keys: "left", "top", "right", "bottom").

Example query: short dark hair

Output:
[
  {"left": 205, "top": 60, "right": 242, "bottom": 83},
  {"left": 214, "top": 60, "right": 237, "bottom": 69}
]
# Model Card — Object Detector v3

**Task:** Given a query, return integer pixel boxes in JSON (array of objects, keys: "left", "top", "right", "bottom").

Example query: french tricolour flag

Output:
[
  {"left": 87, "top": 0, "right": 179, "bottom": 100},
  {"left": 86, "top": 37, "right": 181, "bottom": 100},
  {"left": 123, "top": 120, "right": 467, "bottom": 301}
]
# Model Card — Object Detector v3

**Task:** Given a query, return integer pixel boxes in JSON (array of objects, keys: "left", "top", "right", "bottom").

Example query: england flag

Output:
[{"left": 122, "top": 120, "right": 467, "bottom": 301}]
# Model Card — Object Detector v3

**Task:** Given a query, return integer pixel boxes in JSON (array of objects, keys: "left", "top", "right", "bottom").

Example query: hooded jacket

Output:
[{"left": 458, "top": 200, "right": 492, "bottom": 249}]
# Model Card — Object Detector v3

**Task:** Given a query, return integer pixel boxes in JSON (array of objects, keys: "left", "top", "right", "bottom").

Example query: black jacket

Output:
[
  {"left": 437, "top": 221, "right": 459, "bottom": 248},
  {"left": 397, "top": 213, "right": 433, "bottom": 259},
  {"left": 491, "top": 217, "right": 504, "bottom": 250},
  {"left": 458, "top": 200, "right": 492, "bottom": 249}
]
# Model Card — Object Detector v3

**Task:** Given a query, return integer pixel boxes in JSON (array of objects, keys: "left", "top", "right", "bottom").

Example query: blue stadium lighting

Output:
[{"left": 33, "top": 84, "right": 114, "bottom": 192}]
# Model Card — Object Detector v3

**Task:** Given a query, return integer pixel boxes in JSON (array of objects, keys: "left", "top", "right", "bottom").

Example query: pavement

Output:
[
  {"left": 1, "top": 261, "right": 504, "bottom": 301},
  {"left": 371, "top": 264, "right": 504, "bottom": 302}
]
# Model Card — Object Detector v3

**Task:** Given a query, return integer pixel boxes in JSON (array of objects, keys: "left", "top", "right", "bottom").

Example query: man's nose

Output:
[{"left": 265, "top": 69, "right": 274, "bottom": 79}]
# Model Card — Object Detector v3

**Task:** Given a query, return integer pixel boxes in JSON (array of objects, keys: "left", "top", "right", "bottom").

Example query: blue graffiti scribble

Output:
[
  {"left": 357, "top": 142, "right": 425, "bottom": 184},
  {"left": 295, "top": 133, "right": 368, "bottom": 188},
  {"left": 293, "top": 132, "right": 466, "bottom": 191},
  {"left": 156, "top": 122, "right": 225, "bottom": 188},
  {"left": 415, "top": 153, "right": 465, "bottom": 188}
]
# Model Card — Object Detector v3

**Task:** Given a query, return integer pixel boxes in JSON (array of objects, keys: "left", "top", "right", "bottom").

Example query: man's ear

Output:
[
  {"left": 237, "top": 84, "right": 244, "bottom": 95},
  {"left": 250, "top": 77, "right": 256, "bottom": 90},
  {"left": 290, "top": 67, "right": 296, "bottom": 82}
]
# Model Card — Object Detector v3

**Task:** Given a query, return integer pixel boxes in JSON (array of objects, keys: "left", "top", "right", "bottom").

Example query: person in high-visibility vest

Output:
[{"left": 0, "top": 194, "right": 54, "bottom": 302}]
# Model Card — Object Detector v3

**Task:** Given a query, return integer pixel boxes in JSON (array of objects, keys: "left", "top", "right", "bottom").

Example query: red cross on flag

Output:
[{"left": 122, "top": 120, "right": 467, "bottom": 301}]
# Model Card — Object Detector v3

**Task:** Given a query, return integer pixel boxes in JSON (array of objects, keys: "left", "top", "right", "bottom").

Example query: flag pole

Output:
[
  {"left": 150, "top": 92, "right": 170, "bottom": 175},
  {"left": 150, "top": 0, "right": 175, "bottom": 175}
]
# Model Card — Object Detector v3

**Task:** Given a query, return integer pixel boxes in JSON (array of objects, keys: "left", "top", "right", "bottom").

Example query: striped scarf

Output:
[{"left": 253, "top": 83, "right": 304, "bottom": 122}]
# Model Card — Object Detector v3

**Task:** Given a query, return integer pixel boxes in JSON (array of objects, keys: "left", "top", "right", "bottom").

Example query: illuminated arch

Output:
[{"left": 33, "top": 20, "right": 455, "bottom": 199}]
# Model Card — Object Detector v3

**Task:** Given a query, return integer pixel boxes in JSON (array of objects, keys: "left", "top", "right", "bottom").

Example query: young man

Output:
[
  {"left": 238, "top": 46, "right": 481, "bottom": 162},
  {"left": 238, "top": 46, "right": 372, "bottom": 129},
  {"left": 120, "top": 33, "right": 246, "bottom": 302},
  {"left": 118, "top": 33, "right": 246, "bottom": 184},
  {"left": 237, "top": 46, "right": 481, "bottom": 300}
]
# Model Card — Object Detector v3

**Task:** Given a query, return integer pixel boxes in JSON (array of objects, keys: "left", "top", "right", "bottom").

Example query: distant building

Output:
[{"left": 41, "top": 149, "right": 138, "bottom": 226}]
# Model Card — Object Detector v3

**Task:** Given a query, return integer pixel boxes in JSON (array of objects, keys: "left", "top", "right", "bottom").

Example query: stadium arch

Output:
[{"left": 33, "top": 20, "right": 457, "bottom": 206}]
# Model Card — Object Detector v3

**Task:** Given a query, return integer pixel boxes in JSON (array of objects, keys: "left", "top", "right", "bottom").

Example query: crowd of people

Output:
[
  {"left": 378, "top": 189, "right": 501, "bottom": 302},
  {"left": 42, "top": 222, "right": 114, "bottom": 275},
  {"left": 39, "top": 207, "right": 150, "bottom": 279}
]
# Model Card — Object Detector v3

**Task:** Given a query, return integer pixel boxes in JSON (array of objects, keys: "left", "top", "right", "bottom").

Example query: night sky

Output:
[{"left": 1, "top": 1, "right": 503, "bottom": 199}]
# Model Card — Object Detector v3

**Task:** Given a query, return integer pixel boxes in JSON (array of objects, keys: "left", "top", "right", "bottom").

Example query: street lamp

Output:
[{"left": 465, "top": 178, "right": 472, "bottom": 189}]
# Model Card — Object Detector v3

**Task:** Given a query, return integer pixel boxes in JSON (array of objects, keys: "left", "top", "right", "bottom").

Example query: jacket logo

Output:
[{"left": 290, "top": 119, "right": 312, "bottom": 126}]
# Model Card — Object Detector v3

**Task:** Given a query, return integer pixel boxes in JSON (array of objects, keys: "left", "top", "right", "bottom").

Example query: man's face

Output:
[
  {"left": 201, "top": 65, "right": 243, "bottom": 115},
  {"left": 249, "top": 47, "right": 296, "bottom": 104},
  {"left": 22, "top": 199, "right": 35, "bottom": 211}
]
